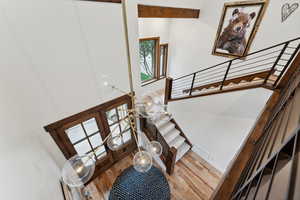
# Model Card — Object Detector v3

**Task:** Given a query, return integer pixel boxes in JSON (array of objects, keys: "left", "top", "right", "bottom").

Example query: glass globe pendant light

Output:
[
  {"left": 107, "top": 135, "right": 124, "bottom": 151},
  {"left": 148, "top": 141, "right": 163, "bottom": 157},
  {"left": 61, "top": 154, "right": 95, "bottom": 187},
  {"left": 133, "top": 151, "right": 153, "bottom": 173},
  {"left": 135, "top": 95, "right": 170, "bottom": 121},
  {"left": 98, "top": 77, "right": 170, "bottom": 174}
]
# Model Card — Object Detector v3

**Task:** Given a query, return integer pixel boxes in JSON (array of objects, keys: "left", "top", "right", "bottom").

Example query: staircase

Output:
[
  {"left": 153, "top": 115, "right": 192, "bottom": 162},
  {"left": 211, "top": 44, "right": 300, "bottom": 199},
  {"left": 226, "top": 68, "right": 300, "bottom": 200},
  {"left": 165, "top": 37, "right": 300, "bottom": 103},
  {"left": 140, "top": 115, "right": 192, "bottom": 174}
]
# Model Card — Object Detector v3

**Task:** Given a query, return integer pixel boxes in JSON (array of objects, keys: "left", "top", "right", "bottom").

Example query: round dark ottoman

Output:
[{"left": 109, "top": 166, "right": 170, "bottom": 200}]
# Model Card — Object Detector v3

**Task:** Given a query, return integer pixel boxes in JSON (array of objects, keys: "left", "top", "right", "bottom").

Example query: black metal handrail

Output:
[
  {"left": 231, "top": 67, "right": 300, "bottom": 199},
  {"left": 169, "top": 37, "right": 300, "bottom": 100}
]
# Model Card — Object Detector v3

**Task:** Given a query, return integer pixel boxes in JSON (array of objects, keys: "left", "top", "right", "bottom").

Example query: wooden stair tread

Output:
[{"left": 191, "top": 81, "right": 264, "bottom": 96}]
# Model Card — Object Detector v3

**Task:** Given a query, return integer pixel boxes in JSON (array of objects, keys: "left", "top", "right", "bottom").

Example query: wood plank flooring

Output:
[{"left": 71, "top": 151, "right": 222, "bottom": 200}]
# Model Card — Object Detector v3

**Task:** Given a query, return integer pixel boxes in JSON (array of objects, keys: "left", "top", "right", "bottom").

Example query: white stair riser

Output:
[
  {"left": 170, "top": 136, "right": 186, "bottom": 149},
  {"left": 159, "top": 123, "right": 176, "bottom": 135},
  {"left": 165, "top": 129, "right": 180, "bottom": 144},
  {"left": 176, "top": 143, "right": 191, "bottom": 162},
  {"left": 155, "top": 118, "right": 171, "bottom": 129},
  {"left": 155, "top": 119, "right": 191, "bottom": 163}
]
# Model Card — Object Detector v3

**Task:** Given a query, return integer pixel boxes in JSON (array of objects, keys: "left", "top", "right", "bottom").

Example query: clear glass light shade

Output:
[
  {"left": 135, "top": 95, "right": 169, "bottom": 121},
  {"left": 133, "top": 151, "right": 153, "bottom": 173},
  {"left": 107, "top": 135, "right": 124, "bottom": 151},
  {"left": 100, "top": 75, "right": 115, "bottom": 94},
  {"left": 148, "top": 141, "right": 163, "bottom": 156},
  {"left": 61, "top": 154, "right": 95, "bottom": 187}
]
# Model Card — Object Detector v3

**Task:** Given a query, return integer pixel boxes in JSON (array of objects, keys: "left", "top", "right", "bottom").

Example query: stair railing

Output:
[{"left": 165, "top": 37, "right": 300, "bottom": 102}]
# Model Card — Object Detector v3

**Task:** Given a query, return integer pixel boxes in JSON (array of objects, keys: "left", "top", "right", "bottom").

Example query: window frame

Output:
[
  {"left": 139, "top": 37, "right": 169, "bottom": 86},
  {"left": 139, "top": 37, "right": 160, "bottom": 83},
  {"left": 44, "top": 94, "right": 137, "bottom": 182},
  {"left": 159, "top": 43, "right": 168, "bottom": 78},
  {"left": 105, "top": 105, "right": 132, "bottom": 146},
  {"left": 59, "top": 113, "right": 107, "bottom": 161}
]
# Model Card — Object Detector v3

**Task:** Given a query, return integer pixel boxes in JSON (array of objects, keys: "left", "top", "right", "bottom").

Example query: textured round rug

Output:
[{"left": 109, "top": 166, "right": 170, "bottom": 200}]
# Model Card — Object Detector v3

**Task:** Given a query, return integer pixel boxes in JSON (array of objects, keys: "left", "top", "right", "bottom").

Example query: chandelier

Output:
[
  {"left": 61, "top": 79, "right": 170, "bottom": 188},
  {"left": 61, "top": 0, "right": 169, "bottom": 191}
]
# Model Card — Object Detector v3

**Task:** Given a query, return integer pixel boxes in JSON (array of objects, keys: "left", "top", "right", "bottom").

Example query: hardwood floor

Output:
[{"left": 81, "top": 151, "right": 222, "bottom": 200}]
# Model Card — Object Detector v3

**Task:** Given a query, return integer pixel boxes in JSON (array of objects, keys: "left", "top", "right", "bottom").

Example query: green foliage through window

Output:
[{"left": 139, "top": 39, "right": 156, "bottom": 82}]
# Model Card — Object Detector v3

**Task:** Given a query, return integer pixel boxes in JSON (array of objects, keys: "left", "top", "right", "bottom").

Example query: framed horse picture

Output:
[{"left": 212, "top": 0, "right": 269, "bottom": 58}]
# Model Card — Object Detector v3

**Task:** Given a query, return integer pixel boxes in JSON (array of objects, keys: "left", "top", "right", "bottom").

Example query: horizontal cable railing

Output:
[{"left": 167, "top": 37, "right": 300, "bottom": 100}]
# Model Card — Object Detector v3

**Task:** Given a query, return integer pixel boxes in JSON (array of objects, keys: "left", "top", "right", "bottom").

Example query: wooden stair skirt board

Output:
[
  {"left": 183, "top": 69, "right": 276, "bottom": 94},
  {"left": 140, "top": 115, "right": 192, "bottom": 175}
]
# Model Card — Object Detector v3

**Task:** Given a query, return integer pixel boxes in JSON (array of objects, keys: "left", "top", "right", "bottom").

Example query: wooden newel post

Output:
[
  {"left": 166, "top": 147, "right": 177, "bottom": 175},
  {"left": 164, "top": 77, "right": 173, "bottom": 104}
]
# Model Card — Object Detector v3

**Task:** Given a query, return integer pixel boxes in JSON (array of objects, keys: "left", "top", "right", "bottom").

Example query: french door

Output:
[{"left": 45, "top": 95, "right": 136, "bottom": 181}]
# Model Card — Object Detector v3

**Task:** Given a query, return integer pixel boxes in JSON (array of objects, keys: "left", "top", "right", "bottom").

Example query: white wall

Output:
[
  {"left": 138, "top": 18, "right": 169, "bottom": 94},
  {"left": 169, "top": 88, "right": 272, "bottom": 172},
  {"left": 168, "top": 0, "right": 300, "bottom": 78},
  {"left": 0, "top": 0, "right": 133, "bottom": 199},
  {"left": 139, "top": 18, "right": 171, "bottom": 44}
]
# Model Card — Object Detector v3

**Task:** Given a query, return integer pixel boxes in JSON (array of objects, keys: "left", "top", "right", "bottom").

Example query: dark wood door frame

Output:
[{"left": 44, "top": 94, "right": 137, "bottom": 182}]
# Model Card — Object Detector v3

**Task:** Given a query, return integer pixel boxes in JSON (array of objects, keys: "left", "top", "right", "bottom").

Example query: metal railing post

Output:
[
  {"left": 220, "top": 61, "right": 232, "bottom": 90},
  {"left": 189, "top": 73, "right": 196, "bottom": 96},
  {"left": 264, "top": 42, "right": 289, "bottom": 85},
  {"left": 273, "top": 43, "right": 300, "bottom": 87}
]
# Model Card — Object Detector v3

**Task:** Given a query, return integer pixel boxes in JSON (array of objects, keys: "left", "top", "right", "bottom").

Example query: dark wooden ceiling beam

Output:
[{"left": 138, "top": 5, "right": 200, "bottom": 18}]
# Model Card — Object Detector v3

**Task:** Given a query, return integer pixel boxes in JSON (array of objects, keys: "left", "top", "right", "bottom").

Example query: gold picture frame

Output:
[{"left": 212, "top": 0, "right": 269, "bottom": 58}]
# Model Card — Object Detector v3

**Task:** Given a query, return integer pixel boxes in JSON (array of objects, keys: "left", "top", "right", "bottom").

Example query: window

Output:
[
  {"left": 44, "top": 95, "right": 136, "bottom": 181},
  {"left": 139, "top": 37, "right": 160, "bottom": 82},
  {"left": 106, "top": 103, "right": 132, "bottom": 145},
  {"left": 139, "top": 37, "right": 168, "bottom": 84},
  {"left": 160, "top": 44, "right": 168, "bottom": 78},
  {"left": 66, "top": 118, "right": 107, "bottom": 160}
]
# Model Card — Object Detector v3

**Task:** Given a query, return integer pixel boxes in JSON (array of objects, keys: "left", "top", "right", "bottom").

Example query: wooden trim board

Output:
[{"left": 138, "top": 5, "right": 200, "bottom": 18}]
